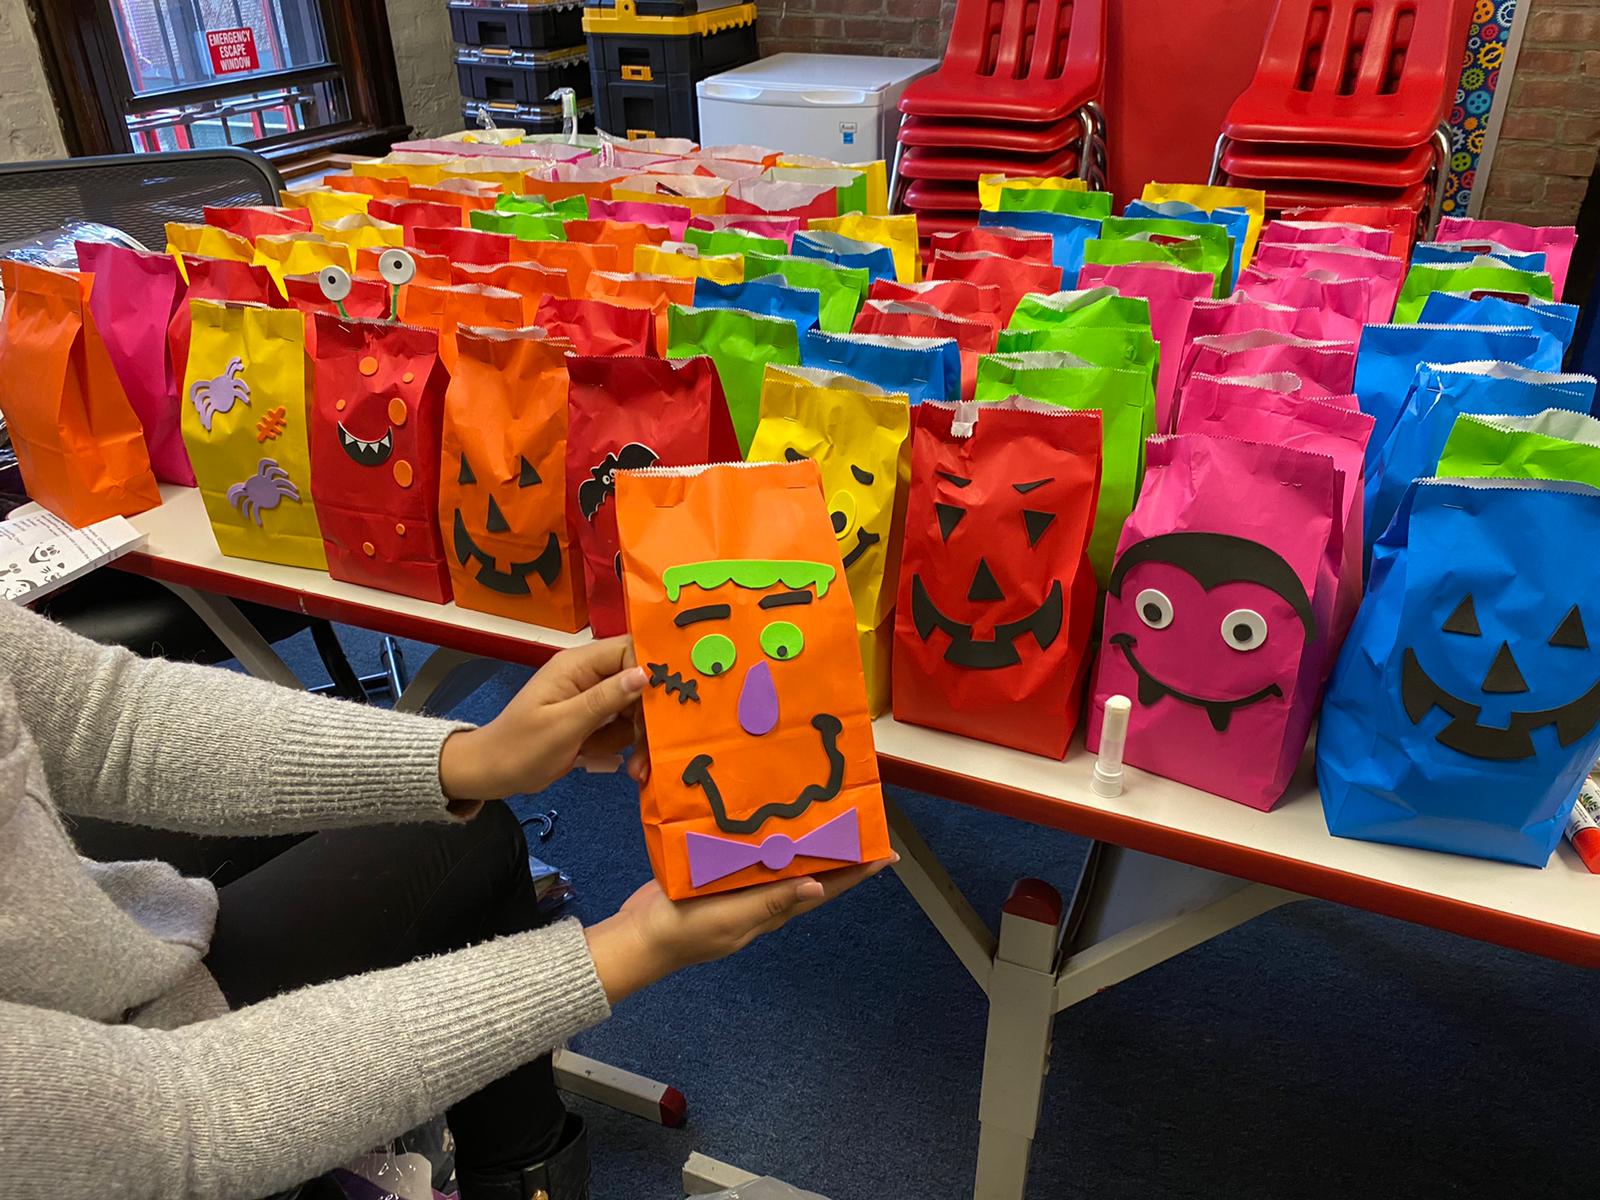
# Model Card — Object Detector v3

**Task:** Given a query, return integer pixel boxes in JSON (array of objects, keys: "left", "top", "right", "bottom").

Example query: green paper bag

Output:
[
  {"left": 469, "top": 208, "right": 568, "bottom": 242},
  {"left": 1437, "top": 409, "right": 1600, "bottom": 490},
  {"left": 995, "top": 186, "right": 1115, "bottom": 219},
  {"left": 1009, "top": 288, "right": 1153, "bottom": 333},
  {"left": 1098, "top": 216, "right": 1235, "bottom": 293},
  {"left": 666, "top": 305, "right": 801, "bottom": 455},
  {"left": 496, "top": 192, "right": 589, "bottom": 220},
  {"left": 1002, "top": 289, "right": 1159, "bottom": 379},
  {"left": 1394, "top": 257, "right": 1556, "bottom": 323},
  {"left": 974, "top": 350, "right": 1154, "bottom": 581},
  {"left": 1081, "top": 235, "right": 1226, "bottom": 295},
  {"left": 683, "top": 226, "right": 787, "bottom": 258},
  {"left": 743, "top": 251, "right": 869, "bottom": 333}
]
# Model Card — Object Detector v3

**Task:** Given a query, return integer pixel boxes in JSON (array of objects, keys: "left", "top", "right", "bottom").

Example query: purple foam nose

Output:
[{"left": 737, "top": 659, "right": 779, "bottom": 736}]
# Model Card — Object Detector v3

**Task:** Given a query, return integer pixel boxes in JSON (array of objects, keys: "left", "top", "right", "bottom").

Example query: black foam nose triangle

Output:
[
  {"left": 486, "top": 495, "right": 511, "bottom": 534},
  {"left": 967, "top": 558, "right": 1005, "bottom": 603},
  {"left": 1481, "top": 641, "right": 1529, "bottom": 694},
  {"left": 1442, "top": 594, "right": 1480, "bottom": 636}
]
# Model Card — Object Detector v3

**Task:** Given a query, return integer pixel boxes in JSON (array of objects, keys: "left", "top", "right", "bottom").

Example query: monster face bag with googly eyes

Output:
[
  {"left": 616, "top": 460, "right": 889, "bottom": 900},
  {"left": 179, "top": 298, "right": 326, "bottom": 570}
]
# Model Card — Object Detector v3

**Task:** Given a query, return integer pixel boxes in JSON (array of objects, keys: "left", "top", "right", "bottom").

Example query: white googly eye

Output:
[
  {"left": 1135, "top": 588, "right": 1173, "bottom": 630},
  {"left": 1221, "top": 609, "right": 1268, "bottom": 652},
  {"left": 377, "top": 249, "right": 417, "bottom": 286},
  {"left": 317, "top": 265, "right": 352, "bottom": 303}
]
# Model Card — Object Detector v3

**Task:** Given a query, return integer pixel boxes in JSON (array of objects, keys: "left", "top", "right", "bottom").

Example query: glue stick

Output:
[
  {"left": 1093, "top": 695, "right": 1132, "bottom": 798},
  {"left": 1566, "top": 774, "right": 1600, "bottom": 874}
]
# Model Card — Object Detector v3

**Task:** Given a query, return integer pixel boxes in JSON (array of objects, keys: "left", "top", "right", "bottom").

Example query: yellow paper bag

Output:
[
  {"left": 780, "top": 156, "right": 889, "bottom": 215},
  {"left": 976, "top": 174, "right": 1089, "bottom": 211},
  {"left": 351, "top": 154, "right": 448, "bottom": 186},
  {"left": 180, "top": 300, "right": 326, "bottom": 570},
  {"left": 252, "top": 234, "right": 356, "bottom": 297},
  {"left": 634, "top": 244, "right": 744, "bottom": 285},
  {"left": 165, "top": 222, "right": 252, "bottom": 280},
  {"left": 747, "top": 364, "right": 911, "bottom": 716},
  {"left": 281, "top": 188, "right": 371, "bottom": 223},
  {"left": 314, "top": 213, "right": 406, "bottom": 251},
  {"left": 1140, "top": 181, "right": 1267, "bottom": 267},
  {"left": 438, "top": 158, "right": 528, "bottom": 194},
  {"left": 613, "top": 174, "right": 731, "bottom": 217},
  {"left": 807, "top": 213, "right": 921, "bottom": 283}
]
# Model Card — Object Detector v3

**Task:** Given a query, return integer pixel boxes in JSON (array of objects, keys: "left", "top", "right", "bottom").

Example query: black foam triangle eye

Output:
[
  {"left": 1551, "top": 605, "right": 1588, "bottom": 649},
  {"left": 486, "top": 495, "right": 511, "bottom": 534},
  {"left": 1442, "top": 595, "right": 1480, "bottom": 636},
  {"left": 784, "top": 447, "right": 807, "bottom": 463},
  {"left": 1023, "top": 509, "right": 1054, "bottom": 547},
  {"left": 458, "top": 455, "right": 476, "bottom": 486},
  {"left": 935, "top": 503, "right": 965, "bottom": 541},
  {"left": 518, "top": 456, "right": 541, "bottom": 487}
]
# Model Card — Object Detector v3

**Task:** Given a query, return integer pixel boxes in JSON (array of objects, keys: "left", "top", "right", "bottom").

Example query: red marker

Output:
[{"left": 1567, "top": 778, "right": 1600, "bottom": 875}]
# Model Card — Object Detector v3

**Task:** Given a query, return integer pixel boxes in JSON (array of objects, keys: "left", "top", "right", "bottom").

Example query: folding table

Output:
[{"left": 57, "top": 485, "right": 1600, "bottom": 1200}]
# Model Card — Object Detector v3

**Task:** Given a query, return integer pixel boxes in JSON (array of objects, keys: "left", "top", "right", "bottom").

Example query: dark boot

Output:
[{"left": 455, "top": 1113, "right": 589, "bottom": 1200}]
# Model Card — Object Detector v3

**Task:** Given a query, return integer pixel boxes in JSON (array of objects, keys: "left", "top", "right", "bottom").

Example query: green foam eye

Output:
[
  {"left": 691, "top": 633, "right": 736, "bottom": 677},
  {"left": 760, "top": 621, "right": 804, "bottom": 661}
]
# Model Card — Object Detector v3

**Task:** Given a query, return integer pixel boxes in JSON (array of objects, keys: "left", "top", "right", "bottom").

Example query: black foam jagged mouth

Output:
[
  {"left": 681, "top": 714, "right": 845, "bottom": 835},
  {"left": 452, "top": 511, "right": 561, "bottom": 595},
  {"left": 1110, "top": 633, "right": 1282, "bottom": 732},
  {"left": 910, "top": 575, "right": 1063, "bottom": 669},
  {"left": 1400, "top": 647, "right": 1600, "bottom": 762},
  {"left": 338, "top": 422, "right": 394, "bottom": 466}
]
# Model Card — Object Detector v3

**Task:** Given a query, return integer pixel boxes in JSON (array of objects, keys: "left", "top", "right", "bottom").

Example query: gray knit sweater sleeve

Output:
[
  {"left": 0, "top": 598, "right": 466, "bottom": 833},
  {"left": 0, "top": 919, "right": 612, "bottom": 1200}
]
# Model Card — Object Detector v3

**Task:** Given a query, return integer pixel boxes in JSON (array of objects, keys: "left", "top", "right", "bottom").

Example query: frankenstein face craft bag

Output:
[
  {"left": 616, "top": 461, "right": 890, "bottom": 900},
  {"left": 892, "top": 399, "right": 1103, "bottom": 759},
  {"left": 180, "top": 300, "right": 325, "bottom": 569},
  {"left": 1318, "top": 479, "right": 1600, "bottom": 866}
]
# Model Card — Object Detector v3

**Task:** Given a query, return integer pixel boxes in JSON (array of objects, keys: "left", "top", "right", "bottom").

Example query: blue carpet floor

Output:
[{"left": 282, "top": 630, "right": 1595, "bottom": 1200}]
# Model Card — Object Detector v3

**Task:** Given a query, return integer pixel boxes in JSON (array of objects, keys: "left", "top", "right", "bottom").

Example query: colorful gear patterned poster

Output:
[{"left": 1444, "top": 0, "right": 1517, "bottom": 219}]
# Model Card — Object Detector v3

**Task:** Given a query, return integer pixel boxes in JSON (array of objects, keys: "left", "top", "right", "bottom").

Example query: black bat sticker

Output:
[{"left": 579, "top": 442, "right": 659, "bottom": 522}]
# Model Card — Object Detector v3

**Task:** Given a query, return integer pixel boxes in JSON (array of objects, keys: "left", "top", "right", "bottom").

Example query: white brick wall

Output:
[
  {"left": 385, "top": 0, "right": 458, "bottom": 139},
  {"left": 0, "top": 0, "right": 67, "bottom": 161}
]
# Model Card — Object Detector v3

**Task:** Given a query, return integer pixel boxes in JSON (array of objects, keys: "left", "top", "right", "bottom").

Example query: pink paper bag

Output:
[
  {"left": 1234, "top": 268, "right": 1369, "bottom": 343},
  {"left": 1256, "top": 219, "right": 1392, "bottom": 255},
  {"left": 688, "top": 213, "right": 802, "bottom": 243},
  {"left": 1176, "top": 296, "right": 1309, "bottom": 399},
  {"left": 589, "top": 198, "right": 694, "bottom": 239},
  {"left": 1436, "top": 216, "right": 1577, "bottom": 297},
  {"left": 75, "top": 242, "right": 194, "bottom": 485},
  {"left": 1248, "top": 242, "right": 1405, "bottom": 322},
  {"left": 1077, "top": 261, "right": 1212, "bottom": 435},
  {"left": 1184, "top": 330, "right": 1358, "bottom": 398},
  {"left": 1086, "top": 433, "right": 1341, "bottom": 810}
]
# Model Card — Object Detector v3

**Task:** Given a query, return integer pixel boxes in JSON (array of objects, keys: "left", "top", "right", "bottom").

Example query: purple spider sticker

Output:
[
  {"left": 190, "top": 358, "right": 251, "bottom": 432},
  {"left": 227, "top": 458, "right": 301, "bottom": 526}
]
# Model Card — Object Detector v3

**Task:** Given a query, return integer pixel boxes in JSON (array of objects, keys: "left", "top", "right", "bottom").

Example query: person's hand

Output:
[
  {"left": 583, "top": 858, "right": 896, "bottom": 1005},
  {"left": 439, "top": 636, "right": 647, "bottom": 805}
]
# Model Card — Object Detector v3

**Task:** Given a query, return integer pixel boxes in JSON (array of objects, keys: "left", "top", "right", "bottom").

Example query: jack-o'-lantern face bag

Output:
[
  {"left": 440, "top": 328, "right": 585, "bottom": 630},
  {"left": 616, "top": 460, "right": 889, "bottom": 899}
]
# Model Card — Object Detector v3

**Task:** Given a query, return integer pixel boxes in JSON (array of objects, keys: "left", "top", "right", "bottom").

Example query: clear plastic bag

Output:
[{"left": 0, "top": 219, "right": 147, "bottom": 269}]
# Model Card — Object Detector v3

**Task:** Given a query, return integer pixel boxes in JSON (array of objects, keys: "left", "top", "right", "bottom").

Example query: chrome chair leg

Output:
[
  {"left": 1207, "top": 133, "right": 1229, "bottom": 186},
  {"left": 1425, "top": 124, "right": 1452, "bottom": 238}
]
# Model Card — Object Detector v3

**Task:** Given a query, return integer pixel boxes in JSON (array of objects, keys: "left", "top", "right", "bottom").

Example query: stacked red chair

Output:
[
  {"left": 1208, "top": 0, "right": 1474, "bottom": 236},
  {"left": 890, "top": 0, "right": 1108, "bottom": 237}
]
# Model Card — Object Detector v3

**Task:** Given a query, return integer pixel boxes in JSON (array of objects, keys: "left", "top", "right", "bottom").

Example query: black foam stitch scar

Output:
[
  {"left": 578, "top": 442, "right": 659, "bottom": 521},
  {"left": 647, "top": 661, "right": 700, "bottom": 704}
]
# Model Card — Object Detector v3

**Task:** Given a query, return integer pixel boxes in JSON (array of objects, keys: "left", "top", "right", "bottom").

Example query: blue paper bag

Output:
[
  {"left": 1410, "top": 242, "right": 1549, "bottom": 273},
  {"left": 1353, "top": 323, "right": 1546, "bottom": 471},
  {"left": 693, "top": 276, "right": 823, "bottom": 332},
  {"left": 800, "top": 329, "right": 960, "bottom": 405},
  {"left": 1319, "top": 477, "right": 1600, "bottom": 865},
  {"left": 1123, "top": 199, "right": 1252, "bottom": 290},
  {"left": 1365, "top": 362, "right": 1597, "bottom": 556},
  {"left": 1419, "top": 291, "right": 1579, "bottom": 359},
  {"left": 977, "top": 208, "right": 1100, "bottom": 278},
  {"left": 791, "top": 230, "right": 897, "bottom": 285}
]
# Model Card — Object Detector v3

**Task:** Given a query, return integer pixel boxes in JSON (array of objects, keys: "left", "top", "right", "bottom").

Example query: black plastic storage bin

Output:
[
  {"left": 450, "top": 0, "right": 585, "bottom": 51},
  {"left": 456, "top": 47, "right": 592, "bottom": 105},
  {"left": 588, "top": 77, "right": 700, "bottom": 140},
  {"left": 587, "top": 21, "right": 757, "bottom": 88},
  {"left": 463, "top": 100, "right": 597, "bottom": 136}
]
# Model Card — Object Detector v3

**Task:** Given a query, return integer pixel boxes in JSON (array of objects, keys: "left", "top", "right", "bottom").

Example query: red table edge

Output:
[{"left": 120, "top": 552, "right": 1600, "bottom": 971}]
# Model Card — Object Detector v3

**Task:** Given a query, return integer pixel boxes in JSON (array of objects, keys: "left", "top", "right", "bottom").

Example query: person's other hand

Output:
[
  {"left": 583, "top": 858, "right": 896, "bottom": 1005},
  {"left": 439, "top": 636, "right": 647, "bottom": 804}
]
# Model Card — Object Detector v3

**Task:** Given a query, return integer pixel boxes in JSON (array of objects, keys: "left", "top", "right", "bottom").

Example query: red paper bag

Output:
[
  {"left": 410, "top": 225, "right": 515, "bottom": 265},
  {"left": 535, "top": 296, "right": 654, "bottom": 357},
  {"left": 868, "top": 277, "right": 1006, "bottom": 332},
  {"left": 927, "top": 250, "right": 1062, "bottom": 321},
  {"left": 370, "top": 198, "right": 463, "bottom": 236},
  {"left": 203, "top": 205, "right": 312, "bottom": 239},
  {"left": 565, "top": 355, "right": 739, "bottom": 636},
  {"left": 929, "top": 226, "right": 1054, "bottom": 265}
]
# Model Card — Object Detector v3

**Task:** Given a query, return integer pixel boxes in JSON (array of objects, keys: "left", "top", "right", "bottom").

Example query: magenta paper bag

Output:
[
  {"left": 1087, "top": 433, "right": 1340, "bottom": 810},
  {"left": 1185, "top": 330, "right": 1357, "bottom": 398},
  {"left": 1235, "top": 268, "right": 1368, "bottom": 343},
  {"left": 1176, "top": 297, "right": 1309, "bottom": 397},
  {"left": 589, "top": 199, "right": 693, "bottom": 239},
  {"left": 1437, "top": 217, "right": 1577, "bottom": 297},
  {"left": 689, "top": 214, "right": 801, "bottom": 244},
  {"left": 75, "top": 241, "right": 194, "bottom": 486},
  {"left": 1257, "top": 220, "right": 1392, "bottom": 255},
  {"left": 1249, "top": 242, "right": 1405, "bottom": 322},
  {"left": 1076, "top": 261, "right": 1211, "bottom": 435},
  {"left": 1175, "top": 380, "right": 1374, "bottom": 642}
]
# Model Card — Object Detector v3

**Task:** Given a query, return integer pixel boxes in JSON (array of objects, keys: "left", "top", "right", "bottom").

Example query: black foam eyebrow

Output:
[
  {"left": 936, "top": 470, "right": 971, "bottom": 488},
  {"left": 759, "top": 590, "right": 813, "bottom": 609},
  {"left": 674, "top": 604, "right": 731, "bottom": 627},
  {"left": 1013, "top": 478, "right": 1053, "bottom": 494}
]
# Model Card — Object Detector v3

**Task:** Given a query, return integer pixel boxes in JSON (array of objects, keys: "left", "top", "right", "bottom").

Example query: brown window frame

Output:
[{"left": 26, "top": 0, "right": 410, "bottom": 162}]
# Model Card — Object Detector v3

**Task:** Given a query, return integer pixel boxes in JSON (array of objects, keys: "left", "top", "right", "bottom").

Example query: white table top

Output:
[{"left": 96, "top": 485, "right": 1600, "bottom": 965}]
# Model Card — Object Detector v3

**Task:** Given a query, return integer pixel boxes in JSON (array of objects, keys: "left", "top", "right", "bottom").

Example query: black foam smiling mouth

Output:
[
  {"left": 452, "top": 510, "right": 561, "bottom": 595},
  {"left": 1400, "top": 648, "right": 1600, "bottom": 762},
  {"left": 1110, "top": 633, "right": 1283, "bottom": 732},
  {"left": 910, "top": 575, "right": 1063, "bottom": 670},
  {"left": 840, "top": 527, "right": 881, "bottom": 570},
  {"left": 338, "top": 421, "right": 393, "bottom": 466},
  {"left": 681, "top": 713, "right": 845, "bottom": 835}
]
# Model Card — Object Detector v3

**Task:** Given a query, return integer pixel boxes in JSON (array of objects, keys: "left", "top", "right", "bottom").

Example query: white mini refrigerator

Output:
[{"left": 696, "top": 53, "right": 938, "bottom": 161}]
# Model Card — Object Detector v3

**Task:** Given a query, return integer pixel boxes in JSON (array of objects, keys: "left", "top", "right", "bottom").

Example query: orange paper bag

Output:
[
  {"left": 616, "top": 460, "right": 889, "bottom": 899},
  {"left": 439, "top": 328, "right": 586, "bottom": 629},
  {"left": 0, "top": 261, "right": 161, "bottom": 525},
  {"left": 399, "top": 283, "right": 525, "bottom": 370}
]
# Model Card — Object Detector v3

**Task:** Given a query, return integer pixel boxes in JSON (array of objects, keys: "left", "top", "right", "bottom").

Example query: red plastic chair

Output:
[
  {"left": 1219, "top": 0, "right": 1473, "bottom": 148},
  {"left": 904, "top": 180, "right": 982, "bottom": 212},
  {"left": 1221, "top": 141, "right": 1434, "bottom": 188},
  {"left": 898, "top": 115, "right": 1083, "bottom": 155},
  {"left": 900, "top": 144, "right": 1082, "bottom": 183},
  {"left": 899, "top": 0, "right": 1107, "bottom": 124},
  {"left": 1244, "top": 179, "right": 1432, "bottom": 212}
]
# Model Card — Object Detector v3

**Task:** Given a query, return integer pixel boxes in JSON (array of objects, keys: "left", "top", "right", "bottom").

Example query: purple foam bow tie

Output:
[{"left": 685, "top": 808, "right": 862, "bottom": 888}]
